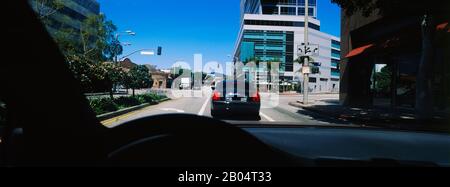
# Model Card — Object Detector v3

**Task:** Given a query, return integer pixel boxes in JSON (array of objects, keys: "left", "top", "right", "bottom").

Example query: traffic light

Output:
[
  {"left": 311, "top": 66, "right": 320, "bottom": 74},
  {"left": 157, "top": 46, "right": 162, "bottom": 56}
]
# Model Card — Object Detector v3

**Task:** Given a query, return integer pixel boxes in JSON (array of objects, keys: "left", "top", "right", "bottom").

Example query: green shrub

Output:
[
  {"left": 137, "top": 93, "right": 167, "bottom": 104},
  {"left": 88, "top": 94, "right": 168, "bottom": 116},
  {"left": 137, "top": 94, "right": 154, "bottom": 103},
  {"left": 115, "top": 96, "right": 142, "bottom": 108},
  {"left": 89, "top": 98, "right": 118, "bottom": 115}
]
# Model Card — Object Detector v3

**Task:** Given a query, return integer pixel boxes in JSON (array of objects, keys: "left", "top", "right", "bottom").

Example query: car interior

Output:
[{"left": 1, "top": 0, "right": 450, "bottom": 167}]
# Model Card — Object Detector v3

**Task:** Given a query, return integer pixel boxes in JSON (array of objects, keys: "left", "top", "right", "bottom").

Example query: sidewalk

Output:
[{"left": 289, "top": 99, "right": 450, "bottom": 133}]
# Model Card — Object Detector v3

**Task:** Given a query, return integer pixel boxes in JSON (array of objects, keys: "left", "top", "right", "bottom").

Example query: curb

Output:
[{"left": 97, "top": 98, "right": 170, "bottom": 121}]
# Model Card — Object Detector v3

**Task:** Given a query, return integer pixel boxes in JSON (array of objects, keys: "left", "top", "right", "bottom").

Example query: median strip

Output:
[{"left": 99, "top": 98, "right": 170, "bottom": 126}]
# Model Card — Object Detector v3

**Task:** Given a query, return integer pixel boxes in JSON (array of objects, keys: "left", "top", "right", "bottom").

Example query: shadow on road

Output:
[
  {"left": 295, "top": 108, "right": 354, "bottom": 125},
  {"left": 320, "top": 99, "right": 340, "bottom": 105}
]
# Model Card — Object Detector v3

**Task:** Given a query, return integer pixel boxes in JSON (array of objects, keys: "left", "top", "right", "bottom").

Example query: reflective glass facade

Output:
[
  {"left": 240, "top": 30, "right": 294, "bottom": 73},
  {"left": 257, "top": 0, "right": 317, "bottom": 17},
  {"left": 236, "top": 0, "right": 341, "bottom": 93},
  {"left": 29, "top": 0, "right": 100, "bottom": 32}
]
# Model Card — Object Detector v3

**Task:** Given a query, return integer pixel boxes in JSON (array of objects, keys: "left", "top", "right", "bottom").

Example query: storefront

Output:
[{"left": 342, "top": 16, "right": 449, "bottom": 111}]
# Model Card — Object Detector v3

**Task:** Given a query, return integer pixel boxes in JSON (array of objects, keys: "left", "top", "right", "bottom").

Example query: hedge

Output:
[{"left": 89, "top": 94, "right": 168, "bottom": 115}]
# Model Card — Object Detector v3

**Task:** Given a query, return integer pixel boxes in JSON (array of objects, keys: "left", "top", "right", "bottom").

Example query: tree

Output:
[
  {"left": 103, "top": 20, "right": 123, "bottom": 62},
  {"left": 47, "top": 13, "right": 123, "bottom": 94},
  {"left": 295, "top": 56, "right": 320, "bottom": 74},
  {"left": 125, "top": 65, "right": 153, "bottom": 97},
  {"left": 95, "top": 63, "right": 126, "bottom": 99},
  {"left": 30, "top": 0, "right": 64, "bottom": 21},
  {"left": 374, "top": 65, "right": 392, "bottom": 96},
  {"left": 331, "top": 0, "right": 448, "bottom": 119}
]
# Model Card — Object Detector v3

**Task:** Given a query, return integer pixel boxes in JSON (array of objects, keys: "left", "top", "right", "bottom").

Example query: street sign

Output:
[
  {"left": 298, "top": 44, "right": 319, "bottom": 57},
  {"left": 302, "top": 66, "right": 311, "bottom": 74},
  {"left": 140, "top": 51, "right": 155, "bottom": 55}
]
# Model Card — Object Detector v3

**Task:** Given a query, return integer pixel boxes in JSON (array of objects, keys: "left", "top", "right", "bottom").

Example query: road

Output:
[{"left": 102, "top": 87, "right": 350, "bottom": 128}]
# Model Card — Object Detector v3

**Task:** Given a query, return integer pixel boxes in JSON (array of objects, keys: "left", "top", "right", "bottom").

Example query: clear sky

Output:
[{"left": 98, "top": 0, "right": 341, "bottom": 69}]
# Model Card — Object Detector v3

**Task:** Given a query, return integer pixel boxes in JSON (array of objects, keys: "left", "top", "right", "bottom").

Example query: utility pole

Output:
[{"left": 303, "top": 0, "right": 310, "bottom": 104}]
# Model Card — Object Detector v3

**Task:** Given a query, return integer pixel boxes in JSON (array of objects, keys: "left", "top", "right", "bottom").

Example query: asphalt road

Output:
[{"left": 102, "top": 87, "right": 351, "bottom": 128}]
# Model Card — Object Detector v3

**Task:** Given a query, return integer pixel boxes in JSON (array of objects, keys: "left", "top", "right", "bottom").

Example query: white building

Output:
[{"left": 234, "top": 0, "right": 341, "bottom": 93}]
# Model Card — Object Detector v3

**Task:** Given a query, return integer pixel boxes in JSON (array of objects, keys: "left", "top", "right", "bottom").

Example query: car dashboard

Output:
[{"left": 242, "top": 126, "right": 450, "bottom": 167}]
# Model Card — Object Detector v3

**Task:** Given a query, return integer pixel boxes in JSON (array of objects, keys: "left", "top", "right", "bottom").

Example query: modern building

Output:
[
  {"left": 233, "top": 0, "right": 341, "bottom": 93},
  {"left": 29, "top": 0, "right": 100, "bottom": 35}
]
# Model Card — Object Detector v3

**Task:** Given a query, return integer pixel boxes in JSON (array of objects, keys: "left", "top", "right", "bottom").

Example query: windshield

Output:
[{"left": 27, "top": 0, "right": 450, "bottom": 132}]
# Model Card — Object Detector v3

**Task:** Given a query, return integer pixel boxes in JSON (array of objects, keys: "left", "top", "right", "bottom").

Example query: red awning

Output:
[
  {"left": 436, "top": 22, "right": 450, "bottom": 33},
  {"left": 345, "top": 44, "right": 375, "bottom": 58},
  {"left": 436, "top": 22, "right": 448, "bottom": 30}
]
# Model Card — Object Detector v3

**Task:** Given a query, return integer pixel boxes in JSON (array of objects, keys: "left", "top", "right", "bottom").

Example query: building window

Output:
[
  {"left": 280, "top": 7, "right": 296, "bottom": 15},
  {"left": 244, "top": 20, "right": 320, "bottom": 30},
  {"left": 309, "top": 77, "right": 317, "bottom": 83},
  {"left": 332, "top": 40, "right": 341, "bottom": 49},
  {"left": 279, "top": 0, "right": 297, "bottom": 5},
  {"left": 331, "top": 59, "right": 340, "bottom": 68},
  {"left": 331, "top": 49, "right": 340, "bottom": 59},
  {"left": 298, "top": 0, "right": 317, "bottom": 6},
  {"left": 331, "top": 68, "right": 340, "bottom": 77},
  {"left": 297, "top": 7, "right": 315, "bottom": 16},
  {"left": 262, "top": 5, "right": 278, "bottom": 15}
]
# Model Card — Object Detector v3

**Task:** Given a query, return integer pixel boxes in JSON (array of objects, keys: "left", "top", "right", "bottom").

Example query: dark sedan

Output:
[{"left": 211, "top": 80, "right": 261, "bottom": 118}]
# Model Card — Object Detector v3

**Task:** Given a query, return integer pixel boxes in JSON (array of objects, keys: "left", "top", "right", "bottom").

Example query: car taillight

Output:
[
  {"left": 212, "top": 91, "right": 221, "bottom": 101},
  {"left": 251, "top": 92, "right": 260, "bottom": 102}
]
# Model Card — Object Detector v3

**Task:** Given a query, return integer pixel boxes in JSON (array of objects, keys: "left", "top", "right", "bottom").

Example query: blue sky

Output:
[{"left": 98, "top": 0, "right": 340, "bottom": 69}]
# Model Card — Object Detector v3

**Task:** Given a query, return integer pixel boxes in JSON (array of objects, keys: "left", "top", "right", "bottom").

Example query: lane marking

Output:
[
  {"left": 260, "top": 112, "right": 275, "bottom": 122},
  {"left": 101, "top": 99, "right": 177, "bottom": 127},
  {"left": 198, "top": 96, "right": 211, "bottom": 116},
  {"left": 101, "top": 109, "right": 146, "bottom": 127},
  {"left": 160, "top": 108, "right": 185, "bottom": 113}
]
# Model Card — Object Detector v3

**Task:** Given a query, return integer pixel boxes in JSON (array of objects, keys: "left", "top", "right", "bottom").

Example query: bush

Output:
[
  {"left": 89, "top": 97, "right": 118, "bottom": 115},
  {"left": 137, "top": 94, "right": 167, "bottom": 104},
  {"left": 115, "top": 96, "right": 142, "bottom": 108},
  {"left": 88, "top": 94, "right": 168, "bottom": 115}
]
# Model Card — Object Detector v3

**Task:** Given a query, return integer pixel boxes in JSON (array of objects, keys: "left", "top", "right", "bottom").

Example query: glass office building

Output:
[
  {"left": 234, "top": 0, "right": 341, "bottom": 93},
  {"left": 29, "top": 0, "right": 100, "bottom": 34}
]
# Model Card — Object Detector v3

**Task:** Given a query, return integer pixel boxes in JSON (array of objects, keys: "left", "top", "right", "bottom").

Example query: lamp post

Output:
[
  {"left": 114, "top": 30, "right": 136, "bottom": 63},
  {"left": 119, "top": 49, "right": 155, "bottom": 61}
]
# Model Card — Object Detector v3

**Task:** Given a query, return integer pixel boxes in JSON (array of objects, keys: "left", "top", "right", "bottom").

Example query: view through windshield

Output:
[{"left": 27, "top": 0, "right": 450, "bottom": 131}]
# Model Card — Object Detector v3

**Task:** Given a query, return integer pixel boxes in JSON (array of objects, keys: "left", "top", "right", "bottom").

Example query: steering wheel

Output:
[{"left": 105, "top": 114, "right": 293, "bottom": 167}]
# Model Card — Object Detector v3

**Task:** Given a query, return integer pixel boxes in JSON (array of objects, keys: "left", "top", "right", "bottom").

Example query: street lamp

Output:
[
  {"left": 114, "top": 30, "right": 136, "bottom": 63},
  {"left": 125, "top": 30, "right": 136, "bottom": 36},
  {"left": 119, "top": 49, "right": 155, "bottom": 61},
  {"left": 122, "top": 42, "right": 132, "bottom": 46}
]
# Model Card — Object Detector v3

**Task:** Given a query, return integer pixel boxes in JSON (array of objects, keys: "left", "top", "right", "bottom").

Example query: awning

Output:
[
  {"left": 436, "top": 22, "right": 450, "bottom": 33},
  {"left": 345, "top": 44, "right": 375, "bottom": 58}
]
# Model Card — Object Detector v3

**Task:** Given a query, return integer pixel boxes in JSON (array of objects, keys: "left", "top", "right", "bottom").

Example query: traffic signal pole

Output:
[{"left": 303, "top": 0, "right": 310, "bottom": 104}]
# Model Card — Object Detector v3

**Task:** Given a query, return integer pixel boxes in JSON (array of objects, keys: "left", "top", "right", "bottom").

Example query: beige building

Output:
[{"left": 145, "top": 64, "right": 170, "bottom": 89}]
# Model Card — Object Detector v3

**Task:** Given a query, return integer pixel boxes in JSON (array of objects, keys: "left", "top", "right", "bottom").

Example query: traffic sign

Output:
[
  {"left": 302, "top": 66, "right": 311, "bottom": 74},
  {"left": 298, "top": 44, "right": 319, "bottom": 57}
]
